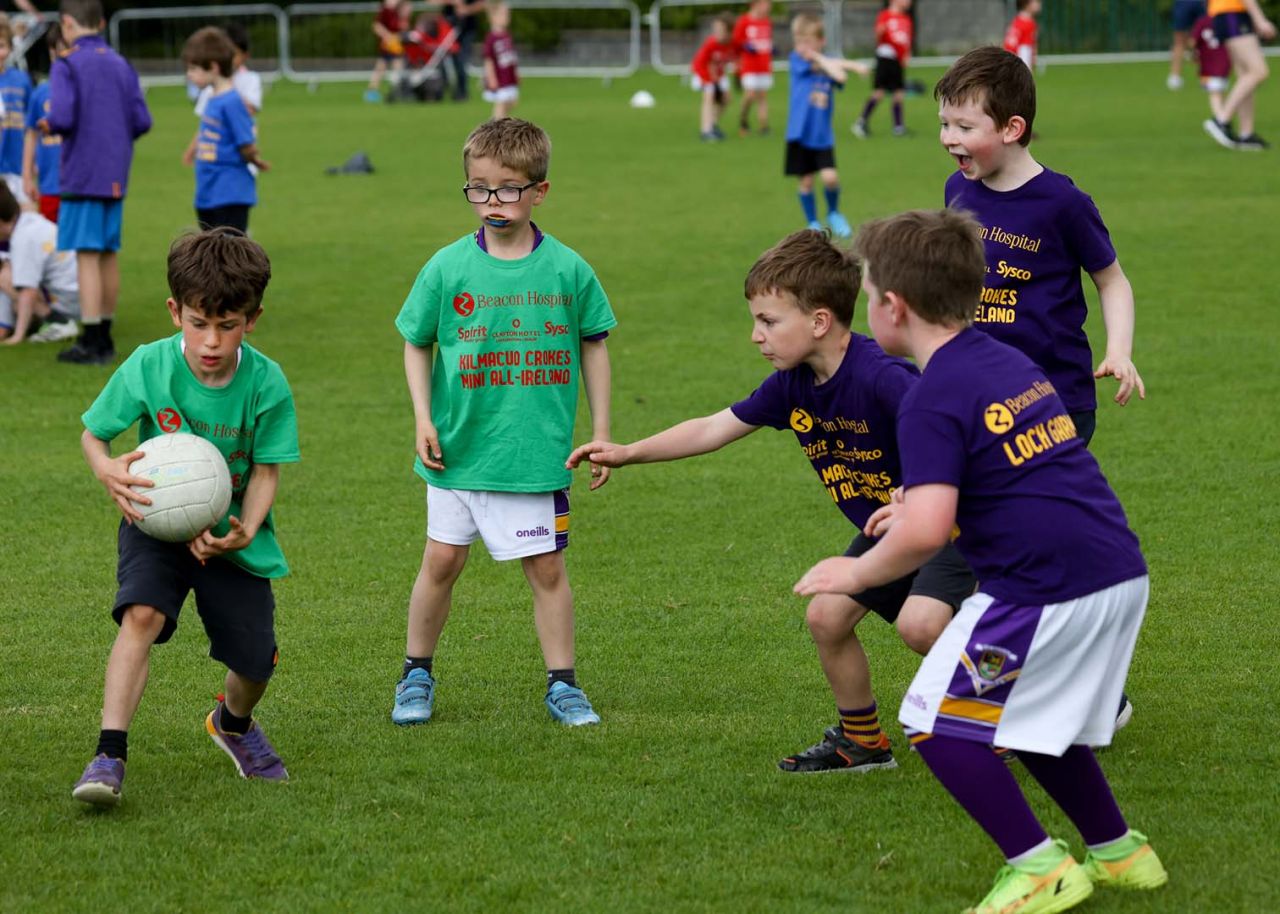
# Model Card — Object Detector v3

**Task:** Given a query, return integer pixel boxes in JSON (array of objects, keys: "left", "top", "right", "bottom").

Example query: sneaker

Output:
[
  {"left": 29, "top": 319, "right": 78, "bottom": 343},
  {"left": 965, "top": 841, "right": 1093, "bottom": 914},
  {"left": 778, "top": 725, "right": 897, "bottom": 774},
  {"left": 757, "top": 126, "right": 771, "bottom": 136},
  {"left": 892, "top": 124, "right": 909, "bottom": 137},
  {"left": 1083, "top": 830, "right": 1168, "bottom": 890},
  {"left": 711, "top": 125, "right": 726, "bottom": 140},
  {"left": 1235, "top": 133, "right": 1270, "bottom": 151},
  {"left": 205, "top": 703, "right": 289, "bottom": 780},
  {"left": 1166, "top": 74, "right": 1183, "bottom": 90},
  {"left": 363, "top": 88, "right": 382, "bottom": 103},
  {"left": 56, "top": 341, "right": 112, "bottom": 365},
  {"left": 700, "top": 130, "right": 721, "bottom": 143},
  {"left": 827, "top": 212, "right": 853, "bottom": 238},
  {"left": 806, "top": 220, "right": 825, "bottom": 232},
  {"left": 72, "top": 754, "right": 125, "bottom": 807},
  {"left": 1203, "top": 118, "right": 1238, "bottom": 150},
  {"left": 391, "top": 667, "right": 436, "bottom": 726},
  {"left": 545, "top": 680, "right": 600, "bottom": 726},
  {"left": 851, "top": 119, "right": 868, "bottom": 139},
  {"left": 1115, "top": 693, "right": 1133, "bottom": 730}
]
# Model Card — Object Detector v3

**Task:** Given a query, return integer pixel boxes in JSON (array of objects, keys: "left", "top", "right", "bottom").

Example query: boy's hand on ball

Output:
[
  {"left": 1093, "top": 355, "right": 1145, "bottom": 405},
  {"left": 188, "top": 516, "right": 250, "bottom": 561},
  {"left": 794, "top": 557, "right": 860, "bottom": 596},
  {"left": 99, "top": 450, "right": 154, "bottom": 522}
]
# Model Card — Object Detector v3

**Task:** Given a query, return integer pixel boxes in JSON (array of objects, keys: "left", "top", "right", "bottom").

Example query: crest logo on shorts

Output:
[
  {"left": 789, "top": 408, "right": 814, "bottom": 433},
  {"left": 453, "top": 292, "right": 476, "bottom": 316},
  {"left": 156, "top": 408, "right": 183, "bottom": 433},
  {"left": 961, "top": 643, "right": 1022, "bottom": 695},
  {"left": 976, "top": 644, "right": 1018, "bottom": 680},
  {"left": 984, "top": 403, "right": 1014, "bottom": 435}
]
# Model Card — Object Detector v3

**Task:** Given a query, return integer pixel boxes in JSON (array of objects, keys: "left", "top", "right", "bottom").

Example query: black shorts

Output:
[
  {"left": 114, "top": 521, "right": 279, "bottom": 681},
  {"left": 873, "top": 56, "right": 905, "bottom": 92},
  {"left": 1213, "top": 11, "right": 1253, "bottom": 42},
  {"left": 1069, "top": 410, "right": 1096, "bottom": 448},
  {"left": 843, "top": 533, "right": 975, "bottom": 623},
  {"left": 784, "top": 141, "right": 836, "bottom": 177},
  {"left": 197, "top": 205, "right": 251, "bottom": 234}
]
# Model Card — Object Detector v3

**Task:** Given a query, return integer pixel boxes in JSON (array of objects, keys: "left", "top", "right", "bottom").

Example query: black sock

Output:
[
  {"left": 218, "top": 703, "right": 252, "bottom": 735},
  {"left": 547, "top": 668, "right": 576, "bottom": 690},
  {"left": 99, "top": 318, "right": 114, "bottom": 350},
  {"left": 403, "top": 655, "right": 433, "bottom": 678},
  {"left": 96, "top": 729, "right": 128, "bottom": 761},
  {"left": 49, "top": 308, "right": 73, "bottom": 323}
]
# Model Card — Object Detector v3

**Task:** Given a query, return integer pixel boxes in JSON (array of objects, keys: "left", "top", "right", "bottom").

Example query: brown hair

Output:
[
  {"left": 744, "top": 229, "right": 860, "bottom": 327},
  {"left": 59, "top": 0, "right": 103, "bottom": 30},
  {"left": 790, "top": 12, "right": 823, "bottom": 41},
  {"left": 167, "top": 228, "right": 272, "bottom": 317},
  {"left": 182, "top": 26, "right": 236, "bottom": 77},
  {"left": 934, "top": 46, "right": 1036, "bottom": 146},
  {"left": 0, "top": 179, "right": 19, "bottom": 223},
  {"left": 46, "top": 21, "right": 68, "bottom": 54},
  {"left": 852, "top": 209, "right": 985, "bottom": 326},
  {"left": 463, "top": 117, "right": 551, "bottom": 182}
]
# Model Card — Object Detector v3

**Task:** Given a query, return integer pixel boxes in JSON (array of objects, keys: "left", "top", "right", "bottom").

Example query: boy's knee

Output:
[
  {"left": 805, "top": 594, "right": 863, "bottom": 643},
  {"left": 119, "top": 603, "right": 167, "bottom": 640},
  {"left": 522, "top": 550, "right": 566, "bottom": 589},
  {"left": 896, "top": 598, "right": 952, "bottom": 654},
  {"left": 424, "top": 542, "right": 467, "bottom": 582}
]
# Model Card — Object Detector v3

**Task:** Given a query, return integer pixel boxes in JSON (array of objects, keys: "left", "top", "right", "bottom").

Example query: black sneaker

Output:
[
  {"left": 1116, "top": 692, "right": 1133, "bottom": 730},
  {"left": 1235, "top": 133, "right": 1269, "bottom": 151},
  {"left": 1203, "top": 118, "right": 1238, "bottom": 149},
  {"left": 57, "top": 341, "right": 113, "bottom": 365},
  {"left": 778, "top": 725, "right": 897, "bottom": 774},
  {"left": 711, "top": 125, "right": 725, "bottom": 140}
]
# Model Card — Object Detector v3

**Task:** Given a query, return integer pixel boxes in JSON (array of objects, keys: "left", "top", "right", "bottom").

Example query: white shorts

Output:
[
  {"left": 900, "top": 576, "right": 1149, "bottom": 756},
  {"left": 426, "top": 485, "right": 568, "bottom": 561},
  {"left": 483, "top": 86, "right": 519, "bottom": 104},
  {"left": 740, "top": 72, "right": 773, "bottom": 91},
  {"left": 1201, "top": 76, "right": 1229, "bottom": 93},
  {"left": 691, "top": 75, "right": 730, "bottom": 94}
]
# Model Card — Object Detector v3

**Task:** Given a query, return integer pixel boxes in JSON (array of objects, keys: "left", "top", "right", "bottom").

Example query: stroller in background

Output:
[{"left": 389, "top": 13, "right": 458, "bottom": 102}]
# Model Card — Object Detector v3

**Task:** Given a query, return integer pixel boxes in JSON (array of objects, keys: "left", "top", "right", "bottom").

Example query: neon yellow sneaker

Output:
[
  {"left": 1082, "top": 830, "right": 1168, "bottom": 890},
  {"left": 964, "top": 840, "right": 1093, "bottom": 914}
]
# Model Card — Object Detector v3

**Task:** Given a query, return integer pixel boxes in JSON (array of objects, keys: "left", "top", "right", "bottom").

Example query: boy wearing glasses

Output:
[{"left": 391, "top": 117, "right": 617, "bottom": 728}]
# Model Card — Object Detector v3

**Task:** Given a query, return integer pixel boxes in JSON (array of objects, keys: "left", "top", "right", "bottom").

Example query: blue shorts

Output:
[
  {"left": 58, "top": 197, "right": 123, "bottom": 252},
  {"left": 1172, "top": 0, "right": 1206, "bottom": 32},
  {"left": 1214, "top": 11, "right": 1254, "bottom": 42}
]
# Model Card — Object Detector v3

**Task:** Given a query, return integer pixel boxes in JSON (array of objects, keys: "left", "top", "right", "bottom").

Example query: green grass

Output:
[{"left": 2, "top": 64, "right": 1278, "bottom": 912}]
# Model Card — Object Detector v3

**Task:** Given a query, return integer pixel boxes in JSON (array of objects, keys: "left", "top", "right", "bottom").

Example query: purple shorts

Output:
[{"left": 1213, "top": 11, "right": 1254, "bottom": 42}]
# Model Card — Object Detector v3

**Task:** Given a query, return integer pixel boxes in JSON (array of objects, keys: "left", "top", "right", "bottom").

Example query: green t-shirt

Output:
[
  {"left": 81, "top": 334, "right": 300, "bottom": 578},
  {"left": 395, "top": 232, "right": 617, "bottom": 492}
]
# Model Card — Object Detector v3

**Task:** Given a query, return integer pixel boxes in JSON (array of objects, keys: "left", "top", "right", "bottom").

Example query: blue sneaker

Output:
[
  {"left": 363, "top": 88, "right": 382, "bottom": 103},
  {"left": 545, "top": 681, "right": 600, "bottom": 726},
  {"left": 72, "top": 754, "right": 125, "bottom": 807},
  {"left": 392, "top": 668, "right": 435, "bottom": 725},
  {"left": 806, "top": 220, "right": 824, "bottom": 232},
  {"left": 827, "top": 212, "right": 853, "bottom": 238}
]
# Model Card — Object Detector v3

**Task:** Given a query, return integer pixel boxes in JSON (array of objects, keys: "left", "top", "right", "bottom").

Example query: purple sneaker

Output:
[
  {"left": 72, "top": 754, "right": 125, "bottom": 807},
  {"left": 205, "top": 703, "right": 289, "bottom": 781}
]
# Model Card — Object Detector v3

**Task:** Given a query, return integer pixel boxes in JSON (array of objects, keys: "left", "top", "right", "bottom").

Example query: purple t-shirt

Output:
[
  {"left": 731, "top": 333, "right": 917, "bottom": 529},
  {"left": 897, "top": 328, "right": 1145, "bottom": 605},
  {"left": 945, "top": 167, "right": 1116, "bottom": 414}
]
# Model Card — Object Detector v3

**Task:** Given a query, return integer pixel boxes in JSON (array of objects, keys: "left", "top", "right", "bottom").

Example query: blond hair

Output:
[{"left": 463, "top": 118, "right": 551, "bottom": 182}]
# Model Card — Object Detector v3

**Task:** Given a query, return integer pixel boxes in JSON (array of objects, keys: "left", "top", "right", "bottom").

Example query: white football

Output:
[
  {"left": 629, "top": 90, "right": 656, "bottom": 109},
  {"left": 130, "top": 433, "right": 233, "bottom": 542}
]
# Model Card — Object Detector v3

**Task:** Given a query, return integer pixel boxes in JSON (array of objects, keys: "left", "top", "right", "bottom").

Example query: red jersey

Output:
[
  {"left": 733, "top": 14, "right": 773, "bottom": 75},
  {"left": 875, "top": 10, "right": 913, "bottom": 65},
  {"left": 1192, "top": 15, "right": 1231, "bottom": 79},
  {"left": 376, "top": 5, "right": 407, "bottom": 55},
  {"left": 484, "top": 29, "right": 519, "bottom": 88},
  {"left": 1003, "top": 13, "right": 1038, "bottom": 65},
  {"left": 691, "top": 36, "right": 734, "bottom": 83}
]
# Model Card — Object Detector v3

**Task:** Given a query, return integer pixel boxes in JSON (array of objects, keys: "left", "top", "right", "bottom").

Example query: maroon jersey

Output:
[{"left": 484, "top": 30, "right": 519, "bottom": 88}]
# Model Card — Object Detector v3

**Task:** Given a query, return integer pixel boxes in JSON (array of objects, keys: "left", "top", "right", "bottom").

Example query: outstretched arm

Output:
[
  {"left": 1091, "top": 259, "right": 1146, "bottom": 405},
  {"left": 567, "top": 407, "right": 757, "bottom": 471}
]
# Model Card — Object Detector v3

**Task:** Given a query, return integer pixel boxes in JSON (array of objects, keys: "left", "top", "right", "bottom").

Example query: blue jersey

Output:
[
  {"left": 194, "top": 90, "right": 257, "bottom": 209},
  {"left": 0, "top": 67, "right": 33, "bottom": 174},
  {"left": 25, "top": 82, "right": 60, "bottom": 196},
  {"left": 786, "top": 51, "right": 840, "bottom": 150}
]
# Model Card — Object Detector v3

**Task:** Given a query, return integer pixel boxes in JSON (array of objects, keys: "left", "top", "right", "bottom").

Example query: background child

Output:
[
  {"left": 43, "top": 0, "right": 152, "bottom": 366},
  {"left": 0, "top": 181, "right": 77, "bottom": 344},
  {"left": 1004, "top": 0, "right": 1041, "bottom": 71},
  {"left": 482, "top": 2, "right": 519, "bottom": 119},
  {"left": 937, "top": 47, "right": 1144, "bottom": 448},
  {"left": 0, "top": 13, "right": 34, "bottom": 203},
  {"left": 690, "top": 14, "right": 734, "bottom": 141},
  {"left": 733, "top": 0, "right": 773, "bottom": 136},
  {"left": 785, "top": 13, "right": 866, "bottom": 238},
  {"left": 366, "top": 0, "right": 411, "bottom": 103},
  {"left": 568, "top": 229, "right": 975, "bottom": 774},
  {"left": 852, "top": 0, "right": 912, "bottom": 138},
  {"left": 1202, "top": 0, "right": 1275, "bottom": 151},
  {"left": 392, "top": 118, "right": 616, "bottom": 729},
  {"left": 1194, "top": 11, "right": 1232, "bottom": 124},
  {"left": 71, "top": 228, "right": 299, "bottom": 807},
  {"left": 23, "top": 24, "right": 66, "bottom": 224},
  {"left": 182, "top": 27, "right": 269, "bottom": 234},
  {"left": 1168, "top": 0, "right": 1207, "bottom": 88},
  {"left": 796, "top": 208, "right": 1166, "bottom": 914}
]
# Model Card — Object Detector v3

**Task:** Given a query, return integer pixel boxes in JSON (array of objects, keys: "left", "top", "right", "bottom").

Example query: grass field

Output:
[{"left": 1, "top": 62, "right": 1278, "bottom": 913}]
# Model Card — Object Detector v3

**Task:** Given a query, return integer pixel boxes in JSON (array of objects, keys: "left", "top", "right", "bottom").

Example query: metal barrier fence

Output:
[{"left": 109, "top": 4, "right": 289, "bottom": 86}]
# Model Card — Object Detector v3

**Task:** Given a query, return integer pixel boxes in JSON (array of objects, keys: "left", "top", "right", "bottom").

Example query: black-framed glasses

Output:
[{"left": 462, "top": 181, "right": 539, "bottom": 204}]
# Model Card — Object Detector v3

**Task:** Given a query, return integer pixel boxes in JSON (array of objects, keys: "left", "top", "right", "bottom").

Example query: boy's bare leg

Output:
[
  {"left": 755, "top": 92, "right": 769, "bottom": 132},
  {"left": 522, "top": 550, "right": 573, "bottom": 671},
  {"left": 406, "top": 538, "right": 469, "bottom": 658},
  {"left": 806, "top": 593, "right": 874, "bottom": 708},
  {"left": 223, "top": 670, "right": 269, "bottom": 718},
  {"left": 101, "top": 251, "right": 119, "bottom": 321},
  {"left": 76, "top": 250, "right": 102, "bottom": 324},
  {"left": 700, "top": 91, "right": 715, "bottom": 133},
  {"left": 100, "top": 604, "right": 167, "bottom": 731}
]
